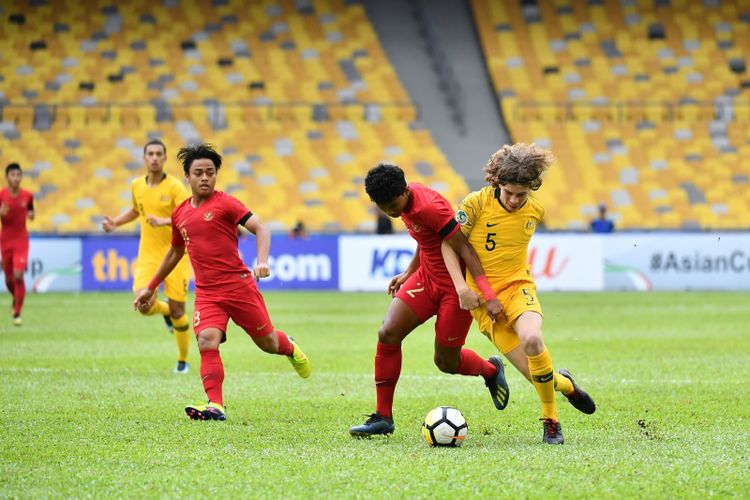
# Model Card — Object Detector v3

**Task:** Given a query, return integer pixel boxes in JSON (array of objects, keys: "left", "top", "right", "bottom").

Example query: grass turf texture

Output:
[{"left": 1, "top": 291, "right": 748, "bottom": 498}]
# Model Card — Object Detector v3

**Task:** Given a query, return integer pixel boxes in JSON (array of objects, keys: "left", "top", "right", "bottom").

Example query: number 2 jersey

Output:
[
  {"left": 456, "top": 186, "right": 544, "bottom": 287},
  {"left": 171, "top": 190, "right": 255, "bottom": 294}
]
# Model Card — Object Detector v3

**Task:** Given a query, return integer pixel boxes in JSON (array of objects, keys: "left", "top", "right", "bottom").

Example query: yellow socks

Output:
[
  {"left": 144, "top": 299, "right": 170, "bottom": 317},
  {"left": 554, "top": 371, "right": 574, "bottom": 395},
  {"left": 528, "top": 348, "right": 558, "bottom": 421},
  {"left": 172, "top": 314, "right": 191, "bottom": 362}
]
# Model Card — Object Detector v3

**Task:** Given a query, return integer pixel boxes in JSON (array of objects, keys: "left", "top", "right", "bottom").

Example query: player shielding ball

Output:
[
  {"left": 0, "top": 163, "right": 34, "bottom": 326},
  {"left": 443, "top": 143, "right": 596, "bottom": 444},
  {"left": 102, "top": 139, "right": 192, "bottom": 373},
  {"left": 134, "top": 143, "right": 311, "bottom": 421},
  {"left": 349, "top": 164, "right": 508, "bottom": 437}
]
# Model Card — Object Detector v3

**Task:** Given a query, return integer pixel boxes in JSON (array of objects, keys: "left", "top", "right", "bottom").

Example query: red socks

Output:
[
  {"left": 12, "top": 279, "right": 24, "bottom": 316},
  {"left": 275, "top": 330, "right": 294, "bottom": 356},
  {"left": 375, "top": 342, "right": 402, "bottom": 419},
  {"left": 457, "top": 349, "right": 497, "bottom": 379},
  {"left": 200, "top": 349, "right": 224, "bottom": 406}
]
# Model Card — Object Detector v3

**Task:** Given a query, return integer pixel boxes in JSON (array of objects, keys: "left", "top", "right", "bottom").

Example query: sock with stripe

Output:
[
  {"left": 528, "top": 348, "right": 558, "bottom": 421},
  {"left": 200, "top": 349, "right": 224, "bottom": 406},
  {"left": 374, "top": 342, "right": 401, "bottom": 419},
  {"left": 171, "top": 314, "right": 191, "bottom": 362}
]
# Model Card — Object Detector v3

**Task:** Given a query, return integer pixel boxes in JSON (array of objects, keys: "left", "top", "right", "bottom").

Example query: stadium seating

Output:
[
  {"left": 0, "top": 0, "right": 467, "bottom": 233},
  {"left": 471, "top": 0, "right": 750, "bottom": 229}
]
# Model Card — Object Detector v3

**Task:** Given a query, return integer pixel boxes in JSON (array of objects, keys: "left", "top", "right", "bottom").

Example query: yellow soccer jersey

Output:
[
  {"left": 131, "top": 173, "right": 189, "bottom": 262},
  {"left": 456, "top": 186, "right": 544, "bottom": 287}
]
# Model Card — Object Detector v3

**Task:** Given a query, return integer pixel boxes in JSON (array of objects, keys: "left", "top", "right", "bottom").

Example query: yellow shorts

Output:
[
  {"left": 471, "top": 280, "right": 543, "bottom": 354},
  {"left": 132, "top": 255, "right": 191, "bottom": 303}
]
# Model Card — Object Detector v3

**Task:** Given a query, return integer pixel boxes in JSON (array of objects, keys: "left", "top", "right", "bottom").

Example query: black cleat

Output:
[
  {"left": 486, "top": 355, "right": 510, "bottom": 410},
  {"left": 349, "top": 413, "right": 395, "bottom": 437},
  {"left": 558, "top": 368, "right": 596, "bottom": 414},
  {"left": 541, "top": 418, "right": 564, "bottom": 444}
]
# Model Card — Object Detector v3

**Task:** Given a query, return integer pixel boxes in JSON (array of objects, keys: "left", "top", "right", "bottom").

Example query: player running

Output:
[
  {"left": 349, "top": 164, "right": 508, "bottom": 437},
  {"left": 0, "top": 163, "right": 34, "bottom": 326},
  {"left": 442, "top": 143, "right": 596, "bottom": 444},
  {"left": 134, "top": 143, "right": 311, "bottom": 421},
  {"left": 102, "top": 139, "right": 192, "bottom": 373}
]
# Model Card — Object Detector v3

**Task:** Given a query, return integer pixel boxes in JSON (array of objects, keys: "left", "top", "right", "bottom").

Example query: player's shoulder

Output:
[{"left": 527, "top": 195, "right": 544, "bottom": 215}]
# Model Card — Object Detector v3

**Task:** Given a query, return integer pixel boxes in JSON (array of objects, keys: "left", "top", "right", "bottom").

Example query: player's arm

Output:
[
  {"left": 241, "top": 212, "right": 271, "bottom": 280},
  {"left": 27, "top": 198, "right": 35, "bottom": 221},
  {"left": 144, "top": 214, "right": 171, "bottom": 227},
  {"left": 387, "top": 248, "right": 419, "bottom": 297},
  {"left": 444, "top": 231, "right": 503, "bottom": 321},
  {"left": 133, "top": 245, "right": 185, "bottom": 311},
  {"left": 102, "top": 207, "right": 138, "bottom": 232},
  {"left": 441, "top": 240, "right": 481, "bottom": 310}
]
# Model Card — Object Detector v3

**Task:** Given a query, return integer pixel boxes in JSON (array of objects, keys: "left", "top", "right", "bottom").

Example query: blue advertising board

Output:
[{"left": 81, "top": 235, "right": 338, "bottom": 291}]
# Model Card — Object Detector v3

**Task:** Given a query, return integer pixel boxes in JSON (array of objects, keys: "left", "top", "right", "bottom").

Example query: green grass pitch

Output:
[{"left": 1, "top": 291, "right": 748, "bottom": 497}]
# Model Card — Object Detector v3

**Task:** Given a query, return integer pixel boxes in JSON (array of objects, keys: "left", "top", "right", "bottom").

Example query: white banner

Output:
[
  {"left": 0, "top": 238, "right": 81, "bottom": 292},
  {"left": 339, "top": 234, "right": 604, "bottom": 292},
  {"left": 604, "top": 233, "right": 750, "bottom": 290},
  {"left": 530, "top": 234, "right": 604, "bottom": 291}
]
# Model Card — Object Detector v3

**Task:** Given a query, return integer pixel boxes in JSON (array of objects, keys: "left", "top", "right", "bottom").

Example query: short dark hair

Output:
[
  {"left": 143, "top": 139, "right": 167, "bottom": 155},
  {"left": 365, "top": 164, "right": 407, "bottom": 204},
  {"left": 5, "top": 163, "right": 22, "bottom": 176},
  {"left": 176, "top": 143, "right": 223, "bottom": 174}
]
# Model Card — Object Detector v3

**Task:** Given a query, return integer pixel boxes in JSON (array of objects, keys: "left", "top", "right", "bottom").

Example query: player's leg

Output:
[
  {"left": 349, "top": 297, "right": 422, "bottom": 436},
  {"left": 515, "top": 311, "right": 564, "bottom": 443},
  {"left": 184, "top": 297, "right": 230, "bottom": 421},
  {"left": 3, "top": 249, "right": 15, "bottom": 297},
  {"left": 11, "top": 247, "right": 27, "bottom": 323},
  {"left": 164, "top": 264, "right": 191, "bottom": 374}
]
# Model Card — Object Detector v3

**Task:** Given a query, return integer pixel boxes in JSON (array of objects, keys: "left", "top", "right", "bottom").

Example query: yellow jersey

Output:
[
  {"left": 456, "top": 186, "right": 544, "bottom": 287},
  {"left": 131, "top": 173, "right": 189, "bottom": 262}
]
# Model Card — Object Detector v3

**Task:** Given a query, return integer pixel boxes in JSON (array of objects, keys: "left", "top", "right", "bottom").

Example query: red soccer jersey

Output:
[
  {"left": 0, "top": 188, "right": 33, "bottom": 249},
  {"left": 401, "top": 183, "right": 461, "bottom": 292},
  {"left": 171, "top": 191, "right": 255, "bottom": 293}
]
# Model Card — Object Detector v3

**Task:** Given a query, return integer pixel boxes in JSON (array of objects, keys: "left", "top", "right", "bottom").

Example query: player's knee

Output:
[
  {"left": 521, "top": 331, "right": 544, "bottom": 355},
  {"left": 433, "top": 353, "right": 459, "bottom": 374},
  {"left": 377, "top": 324, "right": 400, "bottom": 344}
]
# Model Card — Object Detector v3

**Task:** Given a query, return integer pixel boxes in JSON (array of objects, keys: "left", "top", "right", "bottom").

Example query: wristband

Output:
[
  {"left": 147, "top": 276, "right": 161, "bottom": 291},
  {"left": 474, "top": 275, "right": 497, "bottom": 301}
]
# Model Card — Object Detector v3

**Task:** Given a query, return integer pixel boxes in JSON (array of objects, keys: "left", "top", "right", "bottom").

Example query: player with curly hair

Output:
[{"left": 443, "top": 143, "right": 596, "bottom": 444}]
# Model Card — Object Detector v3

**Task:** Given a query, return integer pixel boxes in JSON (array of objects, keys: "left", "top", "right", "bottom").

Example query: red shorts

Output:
[
  {"left": 1, "top": 244, "right": 29, "bottom": 275},
  {"left": 193, "top": 281, "right": 274, "bottom": 340},
  {"left": 395, "top": 267, "right": 472, "bottom": 348}
]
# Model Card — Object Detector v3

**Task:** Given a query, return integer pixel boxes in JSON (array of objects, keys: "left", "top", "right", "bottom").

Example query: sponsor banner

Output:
[
  {"left": 339, "top": 234, "right": 603, "bottom": 292},
  {"left": 82, "top": 235, "right": 338, "bottom": 291},
  {"left": 604, "top": 233, "right": 750, "bottom": 290},
  {"left": 530, "top": 234, "right": 604, "bottom": 291},
  {"left": 339, "top": 235, "right": 417, "bottom": 291},
  {"left": 239, "top": 235, "right": 338, "bottom": 290},
  {"left": 0, "top": 237, "right": 81, "bottom": 292}
]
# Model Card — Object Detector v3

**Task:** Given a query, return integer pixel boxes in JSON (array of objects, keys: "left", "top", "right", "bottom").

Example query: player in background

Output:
[
  {"left": 0, "top": 163, "right": 34, "bottom": 326},
  {"left": 442, "top": 143, "right": 596, "bottom": 444},
  {"left": 134, "top": 143, "right": 311, "bottom": 421},
  {"left": 102, "top": 139, "right": 192, "bottom": 373},
  {"left": 349, "top": 164, "right": 508, "bottom": 437}
]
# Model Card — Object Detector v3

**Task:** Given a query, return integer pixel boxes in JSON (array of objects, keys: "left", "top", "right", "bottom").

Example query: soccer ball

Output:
[{"left": 421, "top": 406, "right": 468, "bottom": 447}]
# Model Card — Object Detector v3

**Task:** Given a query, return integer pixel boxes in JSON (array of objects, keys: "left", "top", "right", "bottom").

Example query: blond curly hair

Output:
[{"left": 484, "top": 143, "right": 554, "bottom": 191}]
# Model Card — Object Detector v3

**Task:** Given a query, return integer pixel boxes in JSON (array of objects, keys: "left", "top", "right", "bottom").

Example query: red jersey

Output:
[
  {"left": 401, "top": 183, "right": 461, "bottom": 292},
  {"left": 171, "top": 191, "right": 254, "bottom": 293},
  {"left": 0, "top": 188, "right": 33, "bottom": 250}
]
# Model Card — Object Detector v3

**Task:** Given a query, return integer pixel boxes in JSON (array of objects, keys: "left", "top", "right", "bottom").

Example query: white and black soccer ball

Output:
[{"left": 421, "top": 406, "right": 468, "bottom": 447}]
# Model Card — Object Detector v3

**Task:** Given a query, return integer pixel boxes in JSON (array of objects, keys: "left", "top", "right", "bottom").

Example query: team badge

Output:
[
  {"left": 455, "top": 210, "right": 468, "bottom": 225},
  {"left": 203, "top": 211, "right": 213, "bottom": 221},
  {"left": 412, "top": 223, "right": 421, "bottom": 233},
  {"left": 525, "top": 220, "right": 536, "bottom": 231},
  {"left": 160, "top": 195, "right": 170, "bottom": 203}
]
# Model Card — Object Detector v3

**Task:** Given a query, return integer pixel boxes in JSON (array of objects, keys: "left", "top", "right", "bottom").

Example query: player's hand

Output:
[
  {"left": 0, "top": 202, "right": 9, "bottom": 217},
  {"left": 457, "top": 286, "right": 482, "bottom": 310},
  {"left": 133, "top": 288, "right": 156, "bottom": 312},
  {"left": 485, "top": 298, "right": 504, "bottom": 322},
  {"left": 387, "top": 271, "right": 410, "bottom": 297},
  {"left": 253, "top": 262, "right": 271, "bottom": 280},
  {"left": 102, "top": 216, "right": 116, "bottom": 232},
  {"left": 145, "top": 214, "right": 168, "bottom": 227}
]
